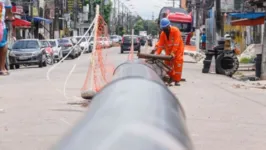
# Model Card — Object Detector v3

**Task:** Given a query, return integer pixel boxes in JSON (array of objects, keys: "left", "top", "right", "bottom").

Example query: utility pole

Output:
[
  {"left": 30, "top": 0, "right": 34, "bottom": 38},
  {"left": 195, "top": 0, "right": 201, "bottom": 51},
  {"left": 73, "top": 0, "right": 78, "bottom": 36},
  {"left": 121, "top": 3, "right": 124, "bottom": 27},
  {"left": 167, "top": 0, "right": 176, "bottom": 7},
  {"left": 101, "top": 0, "right": 104, "bottom": 15},
  {"left": 54, "top": 0, "right": 60, "bottom": 38},
  {"left": 261, "top": 12, "right": 266, "bottom": 79}
]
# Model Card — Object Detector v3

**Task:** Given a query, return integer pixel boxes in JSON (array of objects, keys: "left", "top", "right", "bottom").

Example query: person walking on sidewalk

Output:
[
  {"left": 0, "top": 0, "right": 13, "bottom": 76},
  {"left": 201, "top": 28, "right": 206, "bottom": 50},
  {"left": 154, "top": 18, "right": 184, "bottom": 86}
]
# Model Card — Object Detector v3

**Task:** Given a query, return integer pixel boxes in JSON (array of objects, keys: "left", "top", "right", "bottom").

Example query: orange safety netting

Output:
[{"left": 81, "top": 15, "right": 114, "bottom": 92}]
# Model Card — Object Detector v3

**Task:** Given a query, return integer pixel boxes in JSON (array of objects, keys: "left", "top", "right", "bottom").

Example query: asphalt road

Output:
[{"left": 1, "top": 46, "right": 266, "bottom": 150}]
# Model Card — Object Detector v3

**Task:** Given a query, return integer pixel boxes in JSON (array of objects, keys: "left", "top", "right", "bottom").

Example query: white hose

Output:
[{"left": 46, "top": 17, "right": 96, "bottom": 100}]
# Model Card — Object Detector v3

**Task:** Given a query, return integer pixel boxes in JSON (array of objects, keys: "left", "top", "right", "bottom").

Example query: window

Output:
[
  {"left": 49, "top": 41, "right": 57, "bottom": 47},
  {"left": 41, "top": 41, "right": 49, "bottom": 47},
  {"left": 170, "top": 22, "right": 191, "bottom": 32},
  {"left": 12, "top": 40, "right": 40, "bottom": 49}
]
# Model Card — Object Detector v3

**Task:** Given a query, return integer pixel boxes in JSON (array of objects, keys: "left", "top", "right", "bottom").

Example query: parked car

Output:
[
  {"left": 105, "top": 37, "right": 113, "bottom": 47},
  {"left": 58, "top": 38, "right": 79, "bottom": 59},
  {"left": 110, "top": 35, "right": 121, "bottom": 43},
  {"left": 69, "top": 37, "right": 82, "bottom": 55},
  {"left": 120, "top": 35, "right": 141, "bottom": 53},
  {"left": 46, "top": 39, "right": 63, "bottom": 62},
  {"left": 40, "top": 40, "right": 54, "bottom": 65},
  {"left": 9, "top": 39, "right": 47, "bottom": 69},
  {"left": 88, "top": 37, "right": 94, "bottom": 52},
  {"left": 74, "top": 36, "right": 90, "bottom": 53},
  {"left": 98, "top": 37, "right": 109, "bottom": 48},
  {"left": 139, "top": 36, "right": 147, "bottom": 46}
]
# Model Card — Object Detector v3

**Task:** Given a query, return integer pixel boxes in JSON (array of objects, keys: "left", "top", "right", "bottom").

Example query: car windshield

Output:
[
  {"left": 171, "top": 22, "right": 191, "bottom": 32},
  {"left": 40, "top": 41, "right": 49, "bottom": 47},
  {"left": 49, "top": 41, "right": 57, "bottom": 47},
  {"left": 123, "top": 36, "right": 137, "bottom": 42},
  {"left": 76, "top": 37, "right": 86, "bottom": 42},
  {"left": 12, "top": 40, "right": 40, "bottom": 50},
  {"left": 58, "top": 39, "right": 71, "bottom": 45}
]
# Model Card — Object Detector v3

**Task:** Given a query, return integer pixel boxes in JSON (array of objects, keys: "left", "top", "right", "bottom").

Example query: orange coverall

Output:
[{"left": 155, "top": 26, "right": 184, "bottom": 82}]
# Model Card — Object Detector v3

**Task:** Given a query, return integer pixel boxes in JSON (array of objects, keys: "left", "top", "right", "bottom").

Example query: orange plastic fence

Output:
[{"left": 81, "top": 15, "right": 114, "bottom": 92}]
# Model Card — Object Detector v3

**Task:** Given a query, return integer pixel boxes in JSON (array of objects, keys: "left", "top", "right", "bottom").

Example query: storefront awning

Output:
[
  {"left": 231, "top": 17, "right": 264, "bottom": 26},
  {"left": 12, "top": 18, "right": 31, "bottom": 28},
  {"left": 229, "top": 12, "right": 265, "bottom": 19},
  {"left": 231, "top": 17, "right": 265, "bottom": 26},
  {"left": 229, "top": 12, "right": 265, "bottom": 26},
  {"left": 33, "top": 17, "right": 52, "bottom": 24}
]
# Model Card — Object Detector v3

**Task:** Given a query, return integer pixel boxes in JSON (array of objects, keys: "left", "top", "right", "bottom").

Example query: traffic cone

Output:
[{"left": 209, "top": 56, "right": 216, "bottom": 73}]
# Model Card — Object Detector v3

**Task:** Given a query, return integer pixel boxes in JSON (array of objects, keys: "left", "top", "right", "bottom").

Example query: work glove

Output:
[
  {"left": 170, "top": 53, "right": 175, "bottom": 60},
  {"left": 150, "top": 49, "right": 156, "bottom": 54}
]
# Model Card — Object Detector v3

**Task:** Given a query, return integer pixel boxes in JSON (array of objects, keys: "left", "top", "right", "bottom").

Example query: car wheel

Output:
[
  {"left": 43, "top": 59, "right": 47, "bottom": 67},
  {"left": 15, "top": 64, "right": 20, "bottom": 69},
  {"left": 71, "top": 55, "right": 75, "bottom": 59},
  {"left": 10, "top": 65, "right": 14, "bottom": 70},
  {"left": 39, "top": 61, "right": 43, "bottom": 68}
]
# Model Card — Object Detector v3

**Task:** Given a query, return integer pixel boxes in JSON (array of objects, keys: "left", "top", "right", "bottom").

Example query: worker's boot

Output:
[
  {"left": 167, "top": 78, "right": 173, "bottom": 86},
  {"left": 175, "top": 82, "right": 181, "bottom": 86}
]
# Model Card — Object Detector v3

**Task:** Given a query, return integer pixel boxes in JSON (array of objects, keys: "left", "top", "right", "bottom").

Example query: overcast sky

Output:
[{"left": 116, "top": 0, "right": 180, "bottom": 20}]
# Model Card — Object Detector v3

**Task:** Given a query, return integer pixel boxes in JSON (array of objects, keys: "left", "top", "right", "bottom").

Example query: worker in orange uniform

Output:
[{"left": 154, "top": 18, "right": 184, "bottom": 86}]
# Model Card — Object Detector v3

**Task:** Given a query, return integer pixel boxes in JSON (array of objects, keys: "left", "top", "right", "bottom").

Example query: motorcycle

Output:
[{"left": 45, "top": 48, "right": 54, "bottom": 65}]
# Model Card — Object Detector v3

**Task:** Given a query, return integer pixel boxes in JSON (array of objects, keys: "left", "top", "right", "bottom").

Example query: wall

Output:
[{"left": 181, "top": 0, "right": 186, "bottom": 9}]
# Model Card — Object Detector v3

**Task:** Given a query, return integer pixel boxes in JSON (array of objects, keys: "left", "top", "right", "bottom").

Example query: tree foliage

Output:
[
  {"left": 92, "top": 0, "right": 112, "bottom": 24},
  {"left": 134, "top": 19, "right": 144, "bottom": 35},
  {"left": 133, "top": 19, "right": 158, "bottom": 36}
]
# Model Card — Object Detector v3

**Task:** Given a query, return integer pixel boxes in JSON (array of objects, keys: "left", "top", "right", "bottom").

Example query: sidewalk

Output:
[{"left": 171, "top": 60, "right": 266, "bottom": 150}]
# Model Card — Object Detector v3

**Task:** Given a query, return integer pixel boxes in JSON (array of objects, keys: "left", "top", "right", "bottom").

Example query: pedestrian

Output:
[
  {"left": 0, "top": 0, "right": 13, "bottom": 76},
  {"left": 153, "top": 18, "right": 184, "bottom": 86},
  {"left": 201, "top": 28, "right": 206, "bottom": 50}
]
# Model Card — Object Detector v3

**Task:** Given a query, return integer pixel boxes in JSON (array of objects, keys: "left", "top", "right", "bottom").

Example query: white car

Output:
[
  {"left": 46, "top": 39, "right": 63, "bottom": 62},
  {"left": 110, "top": 35, "right": 121, "bottom": 43},
  {"left": 97, "top": 37, "right": 109, "bottom": 48},
  {"left": 74, "top": 36, "right": 90, "bottom": 53},
  {"left": 106, "top": 37, "right": 113, "bottom": 47}
]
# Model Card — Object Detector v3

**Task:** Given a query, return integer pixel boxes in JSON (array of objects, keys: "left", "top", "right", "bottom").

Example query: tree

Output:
[
  {"left": 103, "top": 0, "right": 112, "bottom": 24},
  {"left": 142, "top": 20, "right": 158, "bottom": 36},
  {"left": 134, "top": 19, "right": 144, "bottom": 35},
  {"left": 92, "top": 0, "right": 112, "bottom": 24}
]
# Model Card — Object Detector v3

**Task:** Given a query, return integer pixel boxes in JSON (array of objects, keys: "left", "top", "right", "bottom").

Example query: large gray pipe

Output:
[{"left": 54, "top": 60, "right": 193, "bottom": 150}]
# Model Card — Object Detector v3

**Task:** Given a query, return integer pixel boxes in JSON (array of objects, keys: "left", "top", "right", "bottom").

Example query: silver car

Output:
[
  {"left": 46, "top": 39, "right": 63, "bottom": 62},
  {"left": 9, "top": 39, "right": 47, "bottom": 69}
]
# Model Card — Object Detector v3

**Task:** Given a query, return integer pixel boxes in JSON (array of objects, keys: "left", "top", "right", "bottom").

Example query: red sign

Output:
[{"left": 12, "top": 6, "right": 23, "bottom": 14}]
